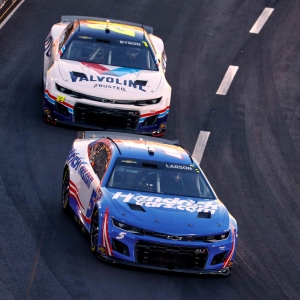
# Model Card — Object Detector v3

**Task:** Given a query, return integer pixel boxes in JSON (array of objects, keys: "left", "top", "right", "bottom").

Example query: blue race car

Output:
[{"left": 62, "top": 131, "right": 238, "bottom": 275}]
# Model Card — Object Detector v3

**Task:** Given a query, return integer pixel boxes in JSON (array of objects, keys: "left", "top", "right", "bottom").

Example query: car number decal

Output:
[
  {"left": 116, "top": 232, "right": 127, "bottom": 240},
  {"left": 56, "top": 95, "right": 66, "bottom": 102}
]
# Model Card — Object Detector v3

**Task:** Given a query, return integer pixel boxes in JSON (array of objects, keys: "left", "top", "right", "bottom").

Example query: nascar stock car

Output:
[
  {"left": 43, "top": 16, "right": 171, "bottom": 136},
  {"left": 62, "top": 131, "right": 238, "bottom": 276}
]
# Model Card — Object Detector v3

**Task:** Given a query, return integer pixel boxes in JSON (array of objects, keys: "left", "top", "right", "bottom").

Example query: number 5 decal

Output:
[{"left": 116, "top": 232, "right": 127, "bottom": 240}]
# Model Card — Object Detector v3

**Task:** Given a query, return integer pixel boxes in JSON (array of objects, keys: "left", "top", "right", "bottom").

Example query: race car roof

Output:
[
  {"left": 72, "top": 19, "right": 148, "bottom": 42},
  {"left": 114, "top": 139, "right": 191, "bottom": 162},
  {"left": 78, "top": 131, "right": 192, "bottom": 164}
]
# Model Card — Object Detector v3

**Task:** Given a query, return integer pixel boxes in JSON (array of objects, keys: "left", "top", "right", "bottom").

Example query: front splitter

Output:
[
  {"left": 53, "top": 118, "right": 165, "bottom": 136},
  {"left": 97, "top": 252, "right": 232, "bottom": 276}
]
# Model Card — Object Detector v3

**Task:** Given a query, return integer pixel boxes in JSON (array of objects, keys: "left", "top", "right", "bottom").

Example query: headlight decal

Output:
[{"left": 112, "top": 218, "right": 144, "bottom": 235}]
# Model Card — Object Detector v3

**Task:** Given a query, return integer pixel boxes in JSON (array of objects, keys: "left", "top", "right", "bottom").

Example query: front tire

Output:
[
  {"left": 61, "top": 167, "right": 70, "bottom": 213},
  {"left": 90, "top": 209, "right": 99, "bottom": 254}
]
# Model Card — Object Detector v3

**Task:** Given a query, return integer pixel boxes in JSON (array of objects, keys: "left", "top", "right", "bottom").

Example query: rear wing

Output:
[
  {"left": 77, "top": 131, "right": 178, "bottom": 145},
  {"left": 61, "top": 16, "right": 153, "bottom": 34}
]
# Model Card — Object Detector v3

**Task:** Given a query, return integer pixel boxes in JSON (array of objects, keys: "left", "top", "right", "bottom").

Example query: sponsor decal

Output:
[
  {"left": 44, "top": 108, "right": 51, "bottom": 115},
  {"left": 86, "top": 189, "right": 97, "bottom": 219},
  {"left": 112, "top": 192, "right": 219, "bottom": 214},
  {"left": 67, "top": 149, "right": 94, "bottom": 188},
  {"left": 159, "top": 122, "right": 166, "bottom": 129},
  {"left": 98, "top": 246, "right": 106, "bottom": 253},
  {"left": 92, "top": 84, "right": 126, "bottom": 91},
  {"left": 70, "top": 71, "right": 146, "bottom": 92}
]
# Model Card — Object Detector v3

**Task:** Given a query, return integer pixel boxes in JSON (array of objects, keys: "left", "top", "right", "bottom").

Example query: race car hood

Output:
[
  {"left": 105, "top": 188, "right": 229, "bottom": 234},
  {"left": 57, "top": 60, "right": 162, "bottom": 94}
]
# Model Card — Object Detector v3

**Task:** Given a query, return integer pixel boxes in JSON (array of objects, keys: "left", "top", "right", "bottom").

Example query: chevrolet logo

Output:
[{"left": 166, "top": 235, "right": 182, "bottom": 241}]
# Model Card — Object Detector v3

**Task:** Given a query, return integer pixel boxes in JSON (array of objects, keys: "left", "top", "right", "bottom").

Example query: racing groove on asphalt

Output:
[{"left": 0, "top": 0, "right": 299, "bottom": 299}]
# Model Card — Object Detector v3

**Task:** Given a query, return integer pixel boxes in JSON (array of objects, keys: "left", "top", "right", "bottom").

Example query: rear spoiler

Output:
[
  {"left": 77, "top": 131, "right": 178, "bottom": 145},
  {"left": 61, "top": 16, "right": 153, "bottom": 34}
]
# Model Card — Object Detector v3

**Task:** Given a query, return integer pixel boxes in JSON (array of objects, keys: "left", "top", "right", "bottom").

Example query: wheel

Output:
[
  {"left": 61, "top": 168, "right": 70, "bottom": 213},
  {"left": 90, "top": 209, "right": 99, "bottom": 254},
  {"left": 221, "top": 267, "right": 232, "bottom": 276}
]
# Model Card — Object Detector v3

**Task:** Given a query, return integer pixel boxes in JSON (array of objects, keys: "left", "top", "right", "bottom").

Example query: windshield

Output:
[
  {"left": 61, "top": 35, "right": 158, "bottom": 71},
  {"left": 107, "top": 158, "right": 215, "bottom": 199}
]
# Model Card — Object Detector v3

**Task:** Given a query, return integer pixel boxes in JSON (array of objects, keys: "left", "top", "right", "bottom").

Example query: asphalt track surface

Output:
[{"left": 0, "top": 0, "right": 300, "bottom": 299}]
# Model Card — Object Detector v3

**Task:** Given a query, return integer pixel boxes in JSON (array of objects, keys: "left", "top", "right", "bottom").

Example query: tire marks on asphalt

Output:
[{"left": 26, "top": 225, "right": 45, "bottom": 299}]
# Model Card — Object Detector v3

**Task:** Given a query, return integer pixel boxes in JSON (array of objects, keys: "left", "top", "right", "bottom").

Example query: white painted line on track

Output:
[
  {"left": 192, "top": 131, "right": 210, "bottom": 164},
  {"left": 216, "top": 65, "right": 239, "bottom": 95},
  {"left": 0, "top": 0, "right": 25, "bottom": 30},
  {"left": 250, "top": 7, "right": 274, "bottom": 34}
]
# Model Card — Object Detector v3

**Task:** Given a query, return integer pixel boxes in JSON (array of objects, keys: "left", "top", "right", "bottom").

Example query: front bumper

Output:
[
  {"left": 43, "top": 88, "right": 169, "bottom": 136},
  {"left": 98, "top": 217, "right": 237, "bottom": 276},
  {"left": 97, "top": 252, "right": 232, "bottom": 276}
]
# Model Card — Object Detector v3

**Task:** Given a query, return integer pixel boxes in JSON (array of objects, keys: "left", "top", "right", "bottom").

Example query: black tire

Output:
[
  {"left": 222, "top": 267, "right": 232, "bottom": 277},
  {"left": 61, "top": 168, "right": 70, "bottom": 213},
  {"left": 90, "top": 209, "right": 99, "bottom": 254}
]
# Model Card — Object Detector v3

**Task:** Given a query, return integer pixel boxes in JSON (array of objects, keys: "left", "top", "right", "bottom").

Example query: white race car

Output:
[{"left": 43, "top": 16, "right": 171, "bottom": 136}]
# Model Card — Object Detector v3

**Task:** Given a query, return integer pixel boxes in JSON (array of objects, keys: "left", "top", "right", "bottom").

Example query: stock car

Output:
[
  {"left": 61, "top": 131, "right": 238, "bottom": 275},
  {"left": 43, "top": 16, "right": 171, "bottom": 136}
]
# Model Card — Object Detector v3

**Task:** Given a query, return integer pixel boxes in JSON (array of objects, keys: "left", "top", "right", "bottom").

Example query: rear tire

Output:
[{"left": 61, "top": 168, "right": 70, "bottom": 213}]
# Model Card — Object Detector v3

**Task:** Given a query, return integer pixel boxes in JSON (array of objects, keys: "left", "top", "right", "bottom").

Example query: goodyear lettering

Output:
[
  {"left": 112, "top": 192, "right": 219, "bottom": 214},
  {"left": 70, "top": 72, "right": 146, "bottom": 92},
  {"left": 67, "top": 149, "right": 93, "bottom": 188}
]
